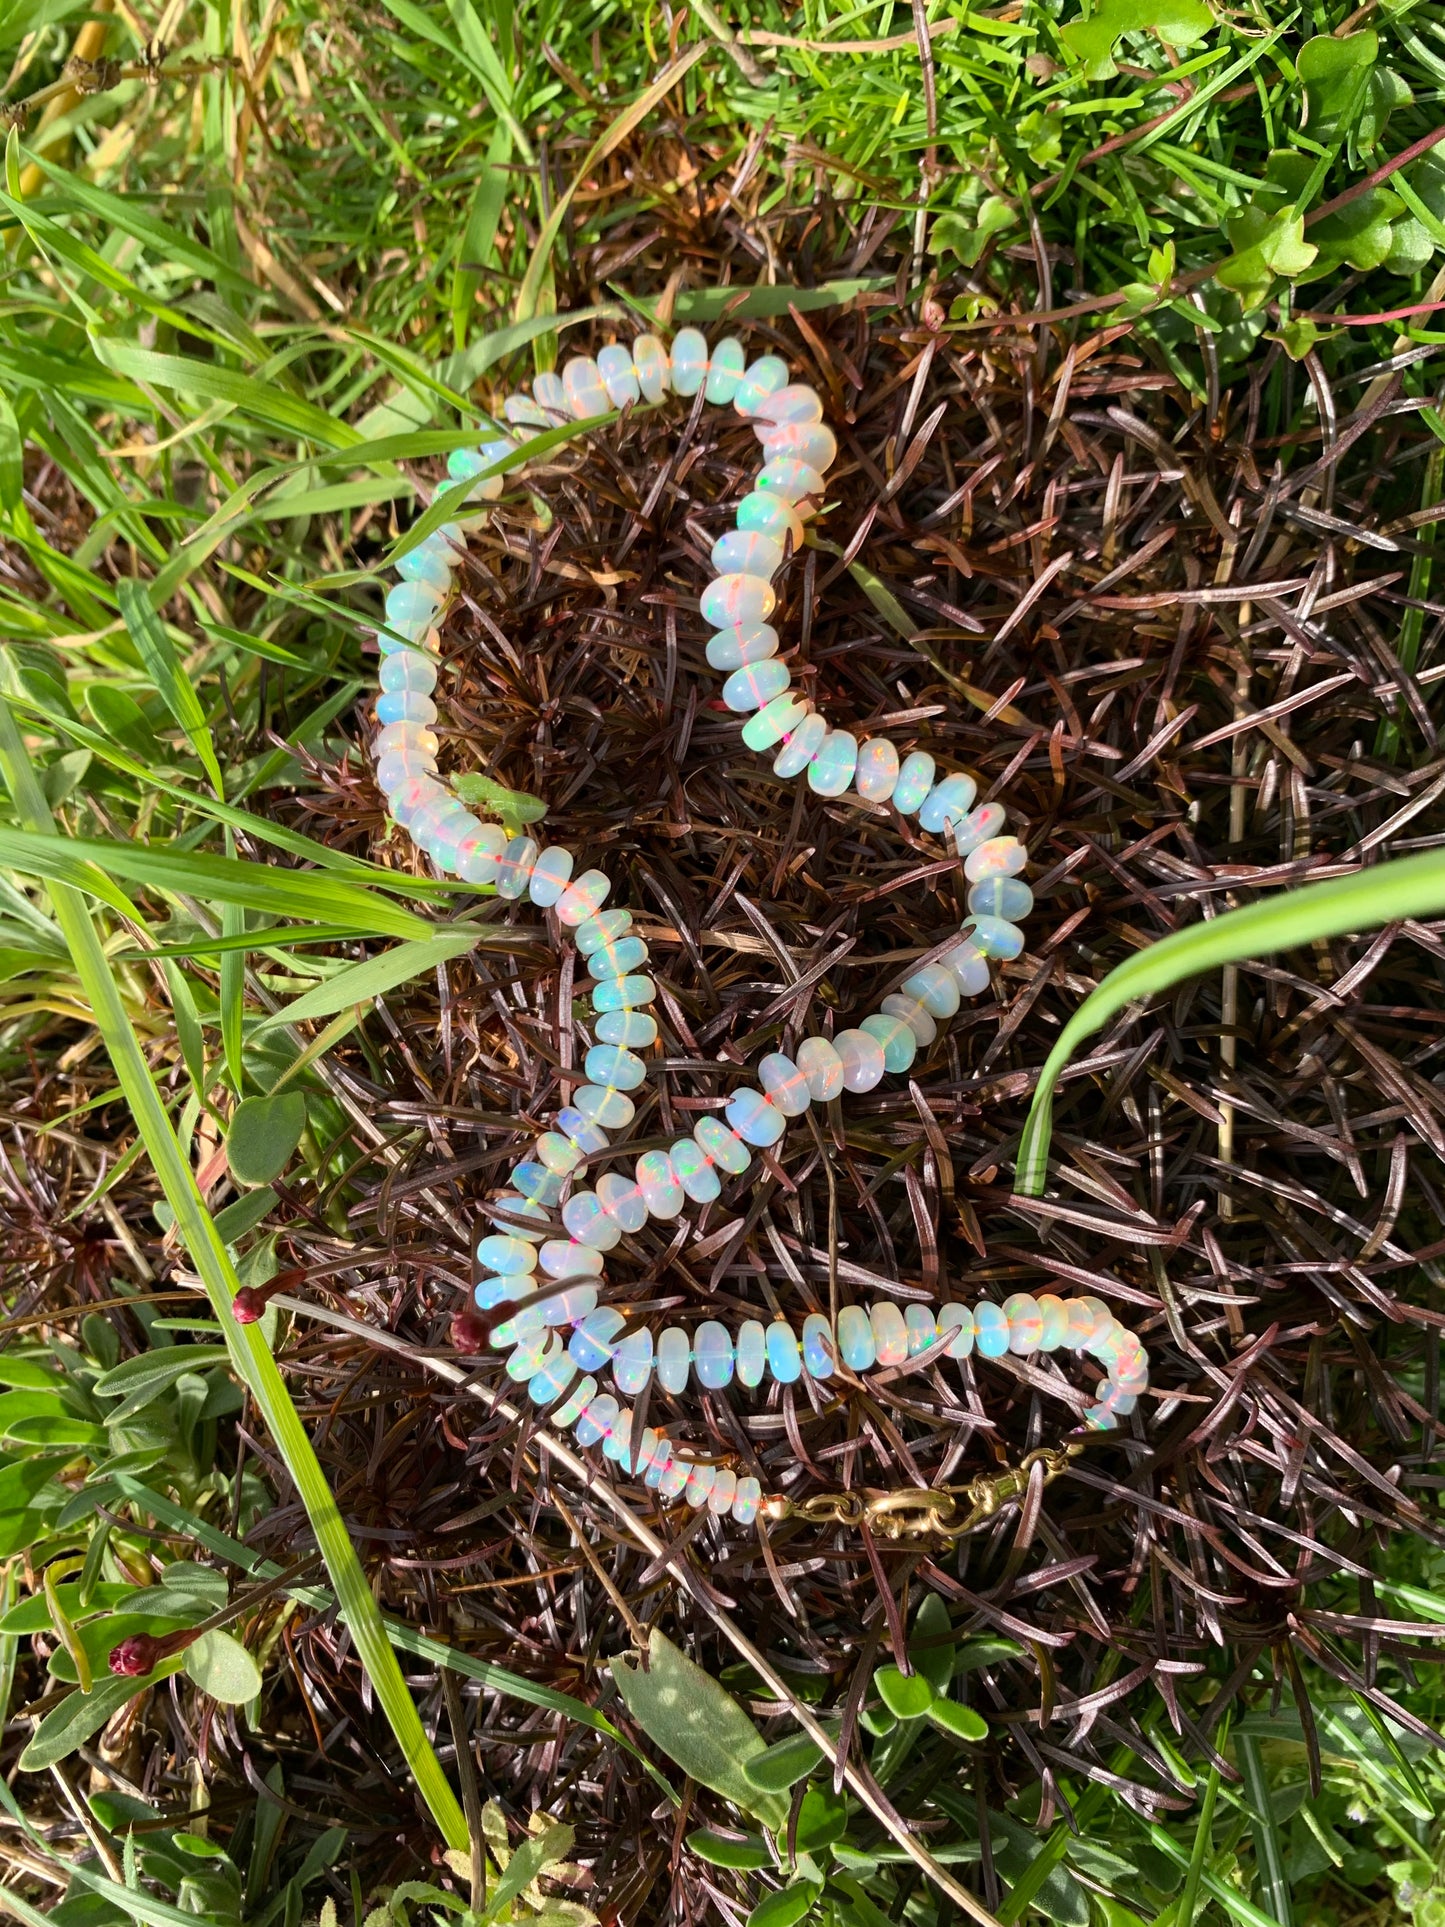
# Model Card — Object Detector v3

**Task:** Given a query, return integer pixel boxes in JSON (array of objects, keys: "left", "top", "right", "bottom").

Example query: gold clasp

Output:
[{"left": 762, "top": 1442, "right": 1084, "bottom": 1541}]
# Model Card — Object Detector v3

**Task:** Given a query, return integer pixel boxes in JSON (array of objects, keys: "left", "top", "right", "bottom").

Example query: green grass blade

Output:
[
  {"left": 1014, "top": 850, "right": 1445, "bottom": 1195},
  {"left": 0, "top": 695, "right": 467, "bottom": 1853},
  {"left": 1237, "top": 1732, "right": 1293, "bottom": 1926},
  {"left": 254, "top": 929, "right": 484, "bottom": 1031}
]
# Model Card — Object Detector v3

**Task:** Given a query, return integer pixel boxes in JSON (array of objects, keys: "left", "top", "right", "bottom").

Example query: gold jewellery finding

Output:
[{"left": 759, "top": 1442, "right": 1085, "bottom": 1542}]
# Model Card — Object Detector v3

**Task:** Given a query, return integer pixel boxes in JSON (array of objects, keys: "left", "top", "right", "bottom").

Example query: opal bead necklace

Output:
[{"left": 369, "top": 324, "right": 1151, "bottom": 1530}]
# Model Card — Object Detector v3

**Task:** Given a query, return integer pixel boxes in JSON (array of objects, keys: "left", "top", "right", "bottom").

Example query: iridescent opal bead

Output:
[
  {"left": 612, "top": 1327, "right": 654, "bottom": 1396},
  {"left": 734, "top": 355, "right": 789, "bottom": 416},
  {"left": 758, "top": 458, "right": 826, "bottom": 508},
  {"left": 736, "top": 488, "right": 804, "bottom": 550},
  {"left": 529, "top": 1130, "right": 584, "bottom": 1176},
  {"left": 1037, "top": 1294, "right": 1069, "bottom": 1350},
  {"left": 576, "top": 908, "right": 632, "bottom": 955},
  {"left": 569, "top": 1307, "right": 625, "bottom": 1372},
  {"left": 645, "top": 1441, "right": 674, "bottom": 1487},
  {"left": 632, "top": 1426, "right": 664, "bottom": 1475},
  {"left": 597, "top": 344, "right": 641, "bottom": 409},
  {"left": 533, "top": 371, "right": 568, "bottom": 419},
  {"left": 658, "top": 1328, "right": 690, "bottom": 1394},
  {"left": 528, "top": 1347, "right": 578, "bottom": 1405},
  {"left": 459, "top": 825, "right": 508, "bottom": 885},
  {"left": 553, "top": 1373, "right": 596, "bottom": 1428},
  {"left": 636, "top": 1150, "right": 684, "bottom": 1219},
  {"left": 563, "top": 356, "right": 609, "bottom": 419},
  {"left": 767, "top": 1322, "right": 802, "bottom": 1384},
  {"left": 882, "top": 994, "right": 935, "bottom": 1045},
  {"left": 905, "top": 1305, "right": 938, "bottom": 1356},
  {"left": 940, "top": 937, "right": 992, "bottom": 995},
  {"left": 670, "top": 1137, "right": 720, "bottom": 1202},
  {"left": 561, "top": 1192, "right": 622, "bottom": 1250},
  {"left": 707, "top": 623, "right": 779, "bottom": 671},
  {"left": 658, "top": 1455, "right": 691, "bottom": 1499},
  {"left": 669, "top": 327, "right": 709, "bottom": 396},
  {"left": 797, "top": 1036, "right": 845, "bottom": 1101},
  {"left": 476, "top": 1234, "right": 536, "bottom": 1276},
  {"left": 761, "top": 421, "right": 837, "bottom": 472},
  {"left": 504, "top": 392, "right": 550, "bottom": 429},
  {"left": 755, "top": 383, "right": 824, "bottom": 431},
  {"left": 723, "top": 660, "right": 791, "bottom": 713},
  {"left": 585, "top": 1044, "right": 646, "bottom": 1091},
  {"left": 809, "top": 729, "right": 857, "bottom": 797},
  {"left": 859, "top": 1012, "right": 917, "bottom": 1073},
  {"left": 1084, "top": 1403, "right": 1118, "bottom": 1433},
  {"left": 918, "top": 773, "right": 979, "bottom": 834},
  {"left": 395, "top": 549, "right": 450, "bottom": 596},
  {"left": 694, "top": 1321, "right": 734, "bottom": 1389},
  {"left": 969, "top": 876, "right": 1034, "bottom": 922},
  {"left": 528, "top": 846, "right": 575, "bottom": 906},
  {"left": 802, "top": 1313, "right": 835, "bottom": 1379},
  {"left": 389, "top": 776, "right": 444, "bottom": 826},
  {"left": 709, "top": 1466, "right": 739, "bottom": 1514},
  {"left": 892, "top": 751, "right": 936, "bottom": 816},
  {"left": 386, "top": 580, "right": 445, "bottom": 630},
  {"left": 702, "top": 574, "right": 776, "bottom": 630},
  {"left": 970, "top": 916, "right": 1025, "bottom": 961},
  {"left": 495, "top": 836, "right": 539, "bottom": 899},
  {"left": 597, "top": 1172, "right": 647, "bottom": 1233},
  {"left": 572, "top": 1083, "right": 636, "bottom": 1128},
  {"left": 586, "top": 935, "right": 648, "bottom": 980},
  {"left": 375, "top": 720, "right": 439, "bottom": 762},
  {"left": 855, "top": 738, "right": 900, "bottom": 803},
  {"left": 711, "top": 530, "right": 784, "bottom": 578},
  {"left": 834, "top": 1029, "right": 886, "bottom": 1093},
  {"left": 742, "top": 693, "right": 809, "bottom": 751},
  {"left": 557, "top": 870, "right": 611, "bottom": 925},
  {"left": 489, "top": 1192, "right": 547, "bottom": 1238},
  {"left": 596, "top": 1009, "right": 658, "bottom": 1048},
  {"left": 871, "top": 1302, "right": 909, "bottom": 1368},
  {"left": 695, "top": 1115, "right": 751, "bottom": 1174},
  {"left": 965, "top": 835, "right": 1027, "bottom": 883},
  {"left": 685, "top": 1462, "right": 716, "bottom": 1508},
  {"left": 938, "top": 1303, "right": 975, "bottom": 1357},
  {"left": 506, "top": 1332, "right": 551, "bottom": 1381},
  {"left": 973, "top": 1301, "right": 1009, "bottom": 1358},
  {"left": 475, "top": 1273, "right": 526, "bottom": 1311},
  {"left": 1096, "top": 1379, "right": 1136, "bottom": 1417},
  {"left": 589, "top": 974, "right": 655, "bottom": 1014},
  {"left": 773, "top": 712, "right": 828, "bottom": 779},
  {"left": 574, "top": 1392, "right": 619, "bottom": 1448},
  {"left": 733, "top": 1476, "right": 762, "bottom": 1524},
  {"left": 736, "top": 1319, "right": 766, "bottom": 1388},
  {"left": 513, "top": 1162, "right": 564, "bottom": 1205},
  {"left": 1004, "top": 1292, "right": 1044, "bottom": 1352},
  {"left": 540, "top": 1239, "right": 604, "bottom": 1279},
  {"left": 632, "top": 335, "right": 669, "bottom": 402},
  {"left": 725, "top": 1087, "right": 785, "bottom": 1147},
  {"left": 759, "top": 1052, "right": 812, "bottom": 1116},
  {"left": 901, "top": 963, "right": 961, "bottom": 1019},
  {"left": 952, "top": 803, "right": 1008, "bottom": 856},
  {"left": 837, "top": 1304, "right": 876, "bottom": 1371},
  {"left": 538, "top": 1283, "right": 598, "bottom": 1325},
  {"left": 704, "top": 336, "right": 746, "bottom": 404}
]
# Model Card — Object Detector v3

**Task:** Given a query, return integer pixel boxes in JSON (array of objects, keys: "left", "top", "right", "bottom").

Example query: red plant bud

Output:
[
  {"left": 450, "top": 1306, "right": 489, "bottom": 1355},
  {"left": 232, "top": 1267, "right": 305, "bottom": 1325},
  {"left": 109, "top": 1634, "right": 162, "bottom": 1676}
]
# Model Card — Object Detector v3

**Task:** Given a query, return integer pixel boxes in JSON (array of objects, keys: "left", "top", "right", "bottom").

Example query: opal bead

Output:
[
  {"left": 808, "top": 729, "right": 857, "bottom": 797},
  {"left": 538, "top": 1283, "right": 598, "bottom": 1325},
  {"left": 707, "top": 623, "right": 779, "bottom": 671},
  {"left": 736, "top": 488, "right": 804, "bottom": 550},
  {"left": 396, "top": 548, "right": 451, "bottom": 594},
  {"left": 561, "top": 1192, "right": 622, "bottom": 1250},
  {"left": 711, "top": 530, "right": 785, "bottom": 578},
  {"left": 528, "top": 846, "right": 575, "bottom": 906},
  {"left": 553, "top": 1373, "right": 596, "bottom": 1428},
  {"left": 695, "top": 1115, "right": 751, "bottom": 1175},
  {"left": 595, "top": 1010, "right": 658, "bottom": 1048},
  {"left": 938, "top": 1303, "right": 975, "bottom": 1357},
  {"left": 965, "top": 835, "right": 1027, "bottom": 883},
  {"left": 476, "top": 1234, "right": 536, "bottom": 1276},
  {"left": 539, "top": 1239, "right": 604, "bottom": 1279},
  {"left": 633, "top": 1427, "right": 664, "bottom": 1474},
  {"left": 725, "top": 1088, "right": 785, "bottom": 1147},
  {"left": 375, "top": 720, "right": 439, "bottom": 761},
  {"left": 1038, "top": 1294, "right": 1069, "bottom": 1350},
  {"left": 636, "top": 1150, "right": 684, "bottom": 1219},
  {"left": 882, "top": 994, "right": 934, "bottom": 1045},
  {"left": 555, "top": 1108, "right": 608, "bottom": 1154},
  {"left": 773, "top": 711, "right": 828, "bottom": 779},
  {"left": 759, "top": 1053, "right": 812, "bottom": 1117},
  {"left": 734, "top": 355, "right": 789, "bottom": 416},
  {"left": 669, "top": 327, "right": 709, "bottom": 396},
  {"left": 758, "top": 458, "right": 826, "bottom": 509},
  {"left": 459, "top": 826, "right": 508, "bottom": 885},
  {"left": 377, "top": 621, "right": 439, "bottom": 658},
  {"left": 709, "top": 1467, "right": 739, "bottom": 1515},
  {"left": 585, "top": 1045, "right": 646, "bottom": 1091},
  {"left": 973, "top": 1301, "right": 1010, "bottom": 1358},
  {"left": 940, "top": 938, "right": 991, "bottom": 996},
  {"left": 1004, "top": 1292, "right": 1044, "bottom": 1352},
  {"left": 506, "top": 1333, "right": 552, "bottom": 1382},
  {"left": 834, "top": 1029, "right": 886, "bottom": 1093},
  {"left": 658, "top": 1328, "right": 691, "bottom": 1395},
  {"left": 574, "top": 1086, "right": 635, "bottom": 1125},
  {"left": 574, "top": 1392, "right": 619, "bottom": 1449},
  {"left": 855, "top": 738, "right": 900, "bottom": 803},
  {"left": 657, "top": 1455, "right": 692, "bottom": 1499},
  {"left": 837, "top": 1304, "right": 876, "bottom": 1371},
  {"left": 495, "top": 836, "right": 539, "bottom": 899},
  {"left": 613, "top": 1327, "right": 654, "bottom": 1396},
  {"left": 970, "top": 876, "right": 1034, "bottom": 922},
  {"left": 704, "top": 336, "right": 746, "bottom": 404},
  {"left": 736, "top": 1320, "right": 767, "bottom": 1388},
  {"left": 588, "top": 933, "right": 649, "bottom": 979},
  {"left": 1097, "top": 1379, "right": 1136, "bottom": 1416},
  {"left": 756, "top": 383, "right": 823, "bottom": 430},
  {"left": 900, "top": 967, "right": 958, "bottom": 1024},
  {"left": 694, "top": 1321, "right": 734, "bottom": 1389},
  {"left": 733, "top": 1476, "right": 762, "bottom": 1525},
  {"left": 557, "top": 870, "right": 612, "bottom": 925},
  {"left": 871, "top": 1302, "right": 909, "bottom": 1369},
  {"left": 532, "top": 372, "right": 568, "bottom": 419},
  {"left": 488, "top": 1195, "right": 547, "bottom": 1243},
  {"left": 576, "top": 909, "right": 633, "bottom": 955},
  {"left": 645, "top": 1442, "right": 673, "bottom": 1487},
  {"left": 597, "top": 344, "right": 641, "bottom": 409},
  {"left": 512, "top": 1162, "right": 563, "bottom": 1204},
  {"left": 589, "top": 974, "right": 655, "bottom": 1013},
  {"left": 1084, "top": 1404, "right": 1118, "bottom": 1433},
  {"left": 918, "top": 773, "right": 979, "bottom": 835},
  {"left": 702, "top": 574, "right": 776, "bottom": 631},
  {"left": 767, "top": 1322, "right": 802, "bottom": 1384},
  {"left": 892, "top": 751, "right": 936, "bottom": 815},
  {"left": 597, "top": 1172, "right": 647, "bottom": 1233},
  {"left": 632, "top": 335, "right": 670, "bottom": 402},
  {"left": 802, "top": 1313, "right": 835, "bottom": 1379},
  {"left": 528, "top": 1348, "right": 578, "bottom": 1406},
  {"left": 951, "top": 804, "right": 1007, "bottom": 859},
  {"left": 741, "top": 693, "right": 808, "bottom": 751},
  {"left": 389, "top": 776, "right": 444, "bottom": 826},
  {"left": 386, "top": 581, "right": 445, "bottom": 629},
  {"left": 670, "top": 1137, "right": 720, "bottom": 1202},
  {"left": 860, "top": 1012, "right": 917, "bottom": 1073},
  {"left": 905, "top": 1305, "right": 938, "bottom": 1356},
  {"left": 564, "top": 356, "right": 609, "bottom": 419},
  {"left": 505, "top": 393, "right": 550, "bottom": 428},
  {"left": 970, "top": 916, "right": 1025, "bottom": 961},
  {"left": 760, "top": 422, "right": 837, "bottom": 472},
  {"left": 723, "top": 659, "right": 791, "bottom": 713},
  {"left": 685, "top": 1462, "right": 716, "bottom": 1508},
  {"left": 569, "top": 1307, "right": 626, "bottom": 1373},
  {"left": 475, "top": 1273, "right": 526, "bottom": 1312},
  {"left": 797, "top": 1036, "right": 845, "bottom": 1101},
  {"left": 446, "top": 446, "right": 499, "bottom": 501}
]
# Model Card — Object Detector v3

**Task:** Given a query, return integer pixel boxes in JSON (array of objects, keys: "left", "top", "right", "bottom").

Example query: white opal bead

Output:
[
  {"left": 970, "top": 876, "right": 1034, "bottom": 922},
  {"left": 704, "top": 336, "right": 745, "bottom": 404},
  {"left": 834, "top": 1028, "right": 886, "bottom": 1093},
  {"left": 380, "top": 649, "right": 439, "bottom": 695},
  {"left": 757, "top": 458, "right": 826, "bottom": 510},
  {"left": 741, "top": 692, "right": 808, "bottom": 751},
  {"left": 632, "top": 335, "right": 670, "bottom": 402},
  {"left": 759, "top": 1052, "right": 812, "bottom": 1116},
  {"left": 760, "top": 422, "right": 837, "bottom": 472},
  {"left": 561, "top": 1191, "right": 622, "bottom": 1250},
  {"left": 657, "top": 1455, "right": 692, "bottom": 1499},
  {"left": 613, "top": 1328, "right": 654, "bottom": 1396},
  {"left": 772, "top": 711, "right": 827, "bottom": 779},
  {"left": 797, "top": 1035, "right": 844, "bottom": 1101},
  {"left": 597, "top": 344, "right": 641, "bottom": 409},
  {"left": 710, "top": 530, "right": 784, "bottom": 578},
  {"left": 374, "top": 720, "right": 438, "bottom": 760},
  {"left": 881, "top": 993, "right": 935, "bottom": 1045},
  {"left": 901, "top": 963, "right": 961, "bottom": 1019},
  {"left": 669, "top": 327, "right": 708, "bottom": 396},
  {"left": 505, "top": 393, "right": 550, "bottom": 428},
  {"left": 807, "top": 729, "right": 857, "bottom": 797},
  {"left": 918, "top": 773, "right": 979, "bottom": 835},
  {"left": 695, "top": 1115, "right": 751, "bottom": 1174},
  {"left": 723, "top": 660, "right": 790, "bottom": 713},
  {"left": 657, "top": 1327, "right": 691, "bottom": 1395},
  {"left": 860, "top": 1011, "right": 917, "bottom": 1073},
  {"left": 855, "top": 738, "right": 899, "bottom": 803},
  {"left": 495, "top": 835, "right": 539, "bottom": 899},
  {"left": 940, "top": 937, "right": 991, "bottom": 996},
  {"left": 733, "top": 355, "right": 789, "bottom": 416},
  {"left": 964, "top": 834, "right": 1027, "bottom": 883},
  {"left": 563, "top": 356, "right": 609, "bottom": 419},
  {"left": 528, "top": 846, "right": 575, "bottom": 906},
  {"left": 636, "top": 1150, "right": 684, "bottom": 1219},
  {"left": 892, "top": 751, "right": 936, "bottom": 815},
  {"left": 375, "top": 747, "right": 438, "bottom": 792},
  {"left": 598, "top": 1171, "right": 647, "bottom": 1233},
  {"left": 970, "top": 916, "right": 1025, "bottom": 961},
  {"left": 736, "top": 489, "right": 804, "bottom": 551},
  {"left": 389, "top": 776, "right": 444, "bottom": 826},
  {"left": 701, "top": 574, "right": 776, "bottom": 630},
  {"left": 706, "top": 624, "right": 779, "bottom": 671},
  {"left": 733, "top": 1476, "right": 762, "bottom": 1524},
  {"left": 557, "top": 869, "right": 611, "bottom": 925},
  {"left": 670, "top": 1137, "right": 720, "bottom": 1202},
  {"left": 539, "top": 1239, "right": 605, "bottom": 1279},
  {"left": 952, "top": 802, "right": 1008, "bottom": 856},
  {"left": 575, "top": 908, "right": 632, "bottom": 956},
  {"left": 532, "top": 371, "right": 568, "bottom": 419},
  {"left": 754, "top": 384, "right": 823, "bottom": 433},
  {"left": 458, "top": 824, "right": 509, "bottom": 885}
]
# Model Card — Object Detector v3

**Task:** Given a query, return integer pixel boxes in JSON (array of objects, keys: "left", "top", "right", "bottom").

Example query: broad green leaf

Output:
[
  {"left": 226, "top": 1092, "right": 306, "bottom": 1186},
  {"left": 0, "top": 1356, "right": 62, "bottom": 1390},
  {"left": 1216, "top": 209, "right": 1318, "bottom": 313},
  {"left": 874, "top": 1665, "right": 934, "bottom": 1721},
  {"left": 687, "top": 1829, "right": 773, "bottom": 1869},
  {"left": 184, "top": 1628, "right": 262, "bottom": 1704},
  {"left": 93, "top": 1347, "right": 231, "bottom": 1423},
  {"left": 931, "top": 197, "right": 1015, "bottom": 268},
  {"left": 1060, "top": 0, "right": 1211, "bottom": 79},
  {"left": 1298, "top": 32, "right": 1377, "bottom": 142},
  {"left": 927, "top": 1700, "right": 989, "bottom": 1742},
  {"left": 255, "top": 929, "right": 483, "bottom": 1032},
  {"left": 746, "top": 1883, "right": 819, "bottom": 1927},
  {"left": 0, "top": 391, "right": 21, "bottom": 513},
  {"left": 19, "top": 1661, "right": 183, "bottom": 1770},
  {"left": 213, "top": 1187, "right": 278, "bottom": 1245},
  {"left": 88, "top": 685, "right": 158, "bottom": 759},
  {"left": 667, "top": 278, "right": 891, "bottom": 320},
  {"left": 452, "top": 771, "right": 548, "bottom": 827},
  {"left": 743, "top": 1732, "right": 826, "bottom": 1792},
  {"left": 910, "top": 1593, "right": 955, "bottom": 1693},
  {"left": 611, "top": 1630, "right": 788, "bottom": 1828},
  {"left": 793, "top": 1786, "right": 848, "bottom": 1854}
]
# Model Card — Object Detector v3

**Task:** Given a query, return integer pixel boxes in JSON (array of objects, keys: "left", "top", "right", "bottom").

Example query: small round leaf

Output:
[
  {"left": 744, "top": 1733, "right": 826, "bottom": 1792},
  {"left": 873, "top": 1664, "right": 934, "bottom": 1721},
  {"left": 687, "top": 1829, "right": 772, "bottom": 1870},
  {"left": 226, "top": 1093, "right": 305, "bottom": 1187},
  {"left": 793, "top": 1786, "right": 848, "bottom": 1854},
  {"left": 184, "top": 1629, "right": 261, "bottom": 1705},
  {"left": 746, "top": 1881, "right": 819, "bottom": 1927},
  {"left": 927, "top": 1699, "right": 988, "bottom": 1742}
]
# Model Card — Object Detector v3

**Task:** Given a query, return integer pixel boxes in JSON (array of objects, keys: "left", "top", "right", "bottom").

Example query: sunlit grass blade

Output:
[
  {"left": 0, "top": 694, "right": 468, "bottom": 1853},
  {"left": 1014, "top": 850, "right": 1445, "bottom": 1196}
]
